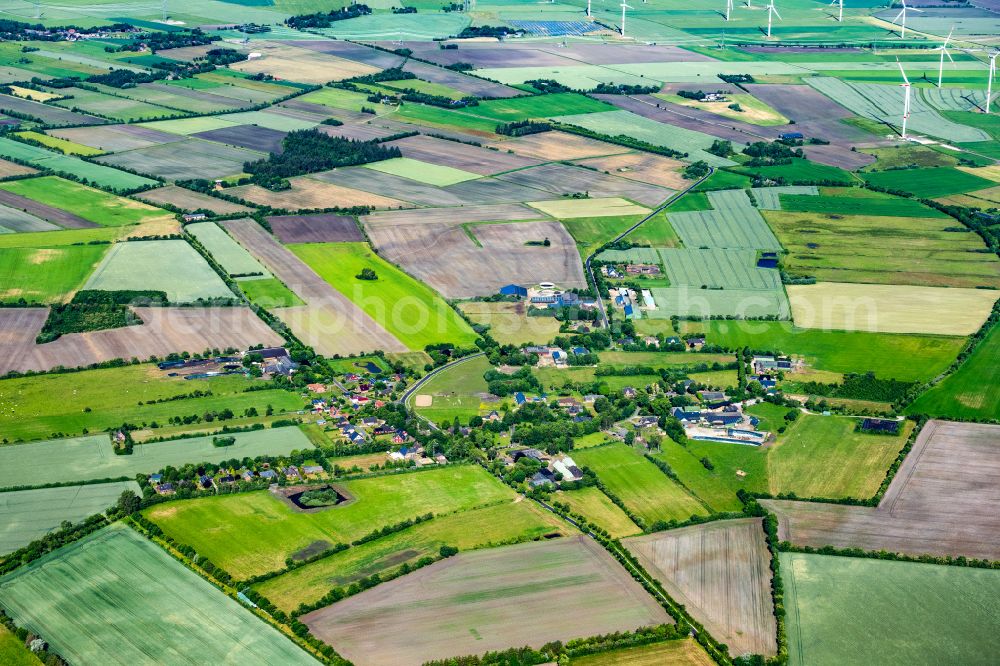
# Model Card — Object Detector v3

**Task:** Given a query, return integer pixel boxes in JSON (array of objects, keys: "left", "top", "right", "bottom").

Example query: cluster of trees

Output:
[
  {"left": 458, "top": 25, "right": 523, "bottom": 38},
  {"left": 718, "top": 73, "right": 755, "bottom": 84},
  {"left": 243, "top": 129, "right": 401, "bottom": 190},
  {"left": 36, "top": 290, "right": 167, "bottom": 343},
  {"left": 285, "top": 4, "right": 371, "bottom": 28},
  {"left": 342, "top": 67, "right": 415, "bottom": 85},
  {"left": 107, "top": 28, "right": 216, "bottom": 53},
  {"left": 200, "top": 48, "right": 247, "bottom": 66},
  {"left": 86, "top": 68, "right": 167, "bottom": 88},
  {"left": 484, "top": 366, "right": 541, "bottom": 396},
  {"left": 590, "top": 82, "right": 660, "bottom": 95},
  {"left": 743, "top": 140, "right": 803, "bottom": 167},
  {"left": 496, "top": 120, "right": 551, "bottom": 137},
  {"left": 793, "top": 372, "right": 914, "bottom": 404},
  {"left": 708, "top": 139, "right": 733, "bottom": 158},
  {"left": 684, "top": 160, "right": 711, "bottom": 179}
]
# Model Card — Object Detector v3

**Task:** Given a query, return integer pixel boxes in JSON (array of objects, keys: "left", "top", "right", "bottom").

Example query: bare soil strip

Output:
[{"left": 221, "top": 219, "right": 405, "bottom": 355}]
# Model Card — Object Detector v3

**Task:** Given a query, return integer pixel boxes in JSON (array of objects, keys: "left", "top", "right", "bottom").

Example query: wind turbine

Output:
[
  {"left": 897, "top": 58, "right": 912, "bottom": 138},
  {"left": 935, "top": 26, "right": 954, "bottom": 88},
  {"left": 830, "top": 0, "right": 842, "bottom": 22},
  {"left": 725, "top": 0, "right": 733, "bottom": 21},
  {"left": 620, "top": 0, "right": 632, "bottom": 37},
  {"left": 587, "top": 0, "right": 591, "bottom": 18},
  {"left": 765, "top": 0, "right": 781, "bottom": 38},
  {"left": 987, "top": 52, "right": 997, "bottom": 114},
  {"left": 892, "top": 0, "right": 922, "bottom": 39}
]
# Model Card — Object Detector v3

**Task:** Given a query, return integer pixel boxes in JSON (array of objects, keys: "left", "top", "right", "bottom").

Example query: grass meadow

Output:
[
  {"left": 861, "top": 167, "right": 996, "bottom": 198},
  {"left": 0, "top": 524, "right": 316, "bottom": 665},
  {"left": 653, "top": 438, "right": 764, "bottom": 513},
  {"left": 907, "top": 323, "right": 999, "bottom": 421},
  {"left": 0, "top": 625, "right": 38, "bottom": 666},
  {"left": 144, "top": 465, "right": 515, "bottom": 578},
  {"left": 768, "top": 415, "right": 913, "bottom": 499},
  {"left": 571, "top": 639, "right": 715, "bottom": 666},
  {"left": 187, "top": 222, "right": 270, "bottom": 278},
  {"left": 254, "top": 500, "right": 570, "bottom": 613},
  {"left": 0, "top": 242, "right": 107, "bottom": 303},
  {"left": 0, "top": 428, "right": 312, "bottom": 488},
  {"left": 458, "top": 302, "right": 561, "bottom": 347},
  {"left": 411, "top": 355, "right": 492, "bottom": 425},
  {"left": 237, "top": 277, "right": 304, "bottom": 308},
  {"left": 0, "top": 364, "right": 302, "bottom": 442},
  {"left": 573, "top": 444, "right": 707, "bottom": 526},
  {"left": 0, "top": 176, "right": 171, "bottom": 227},
  {"left": 557, "top": 486, "right": 642, "bottom": 539},
  {"left": 290, "top": 242, "right": 477, "bottom": 350},
  {"left": 783, "top": 553, "right": 1000, "bottom": 666}
]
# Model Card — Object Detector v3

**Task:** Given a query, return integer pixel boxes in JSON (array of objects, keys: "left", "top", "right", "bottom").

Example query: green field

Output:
[
  {"left": 0, "top": 481, "right": 139, "bottom": 554},
  {"left": 410, "top": 355, "right": 492, "bottom": 425},
  {"left": 458, "top": 301, "right": 561, "bottom": 347},
  {"left": 572, "top": 444, "right": 707, "bottom": 526},
  {"left": 861, "top": 167, "right": 995, "bottom": 198},
  {"left": 685, "top": 320, "right": 965, "bottom": 382},
  {"left": 667, "top": 189, "right": 781, "bottom": 251},
  {"left": 254, "top": 500, "right": 569, "bottom": 613},
  {"left": 290, "top": 242, "right": 477, "bottom": 350},
  {"left": 364, "top": 157, "right": 480, "bottom": 186},
  {"left": 782, "top": 553, "right": 1000, "bottom": 666},
  {"left": 394, "top": 103, "right": 501, "bottom": 136},
  {"left": 769, "top": 415, "right": 912, "bottom": 499},
  {"left": 780, "top": 190, "right": 947, "bottom": 218},
  {"left": 599, "top": 351, "right": 734, "bottom": 369},
  {"left": 571, "top": 638, "right": 714, "bottom": 666},
  {"left": 84, "top": 240, "right": 233, "bottom": 303},
  {"left": 187, "top": 222, "right": 270, "bottom": 278},
  {"left": 729, "top": 159, "right": 853, "bottom": 185},
  {"left": 237, "top": 277, "right": 304, "bottom": 308},
  {"left": 13, "top": 131, "right": 103, "bottom": 156},
  {"left": 907, "top": 322, "right": 999, "bottom": 421},
  {"left": 0, "top": 626, "right": 38, "bottom": 666},
  {"left": 300, "top": 86, "right": 395, "bottom": 115},
  {"left": 0, "top": 176, "right": 169, "bottom": 228},
  {"left": 144, "top": 464, "right": 515, "bottom": 578},
  {"left": 0, "top": 137, "right": 157, "bottom": 192},
  {"left": 626, "top": 211, "right": 681, "bottom": 248},
  {"left": 0, "top": 227, "right": 120, "bottom": 248},
  {"left": 0, "top": 364, "right": 302, "bottom": 442},
  {"left": 763, "top": 209, "right": 999, "bottom": 289},
  {"left": 557, "top": 486, "right": 641, "bottom": 539},
  {"left": 0, "top": 524, "right": 317, "bottom": 665},
  {"left": 0, "top": 242, "right": 107, "bottom": 303},
  {"left": 554, "top": 214, "right": 646, "bottom": 259},
  {"left": 0, "top": 428, "right": 311, "bottom": 488},
  {"left": 471, "top": 92, "right": 612, "bottom": 122}
]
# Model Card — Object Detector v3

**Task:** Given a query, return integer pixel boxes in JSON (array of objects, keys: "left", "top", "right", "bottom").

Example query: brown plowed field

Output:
[
  {"left": 0, "top": 159, "right": 36, "bottom": 178},
  {"left": 50, "top": 124, "right": 184, "bottom": 152},
  {"left": 302, "top": 536, "right": 671, "bottom": 666},
  {"left": 266, "top": 214, "right": 362, "bottom": 243},
  {"left": 497, "top": 163, "right": 672, "bottom": 208},
  {"left": 134, "top": 186, "right": 253, "bottom": 214},
  {"left": 365, "top": 216, "right": 586, "bottom": 298},
  {"left": 385, "top": 134, "right": 540, "bottom": 175},
  {"left": 0, "top": 189, "right": 96, "bottom": 229},
  {"left": 489, "top": 130, "right": 632, "bottom": 160},
  {"left": 221, "top": 219, "right": 405, "bottom": 355},
  {"left": 764, "top": 420, "right": 1000, "bottom": 560},
  {"left": 193, "top": 125, "right": 287, "bottom": 154},
  {"left": 229, "top": 177, "right": 405, "bottom": 211},
  {"left": 0, "top": 306, "right": 281, "bottom": 374},
  {"left": 363, "top": 203, "right": 543, "bottom": 227},
  {"left": 574, "top": 151, "right": 687, "bottom": 189},
  {"left": 624, "top": 519, "right": 776, "bottom": 658}
]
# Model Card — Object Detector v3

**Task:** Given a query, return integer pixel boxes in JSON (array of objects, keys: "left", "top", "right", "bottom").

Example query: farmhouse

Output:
[{"left": 626, "top": 264, "right": 661, "bottom": 275}]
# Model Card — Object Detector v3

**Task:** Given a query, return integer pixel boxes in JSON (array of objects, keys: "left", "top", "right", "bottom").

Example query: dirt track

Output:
[
  {"left": 0, "top": 306, "right": 281, "bottom": 374},
  {"left": 765, "top": 420, "right": 1000, "bottom": 560},
  {"left": 221, "top": 219, "right": 406, "bottom": 355}
]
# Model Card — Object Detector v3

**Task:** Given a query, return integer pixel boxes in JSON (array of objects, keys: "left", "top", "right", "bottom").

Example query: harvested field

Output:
[
  {"left": 765, "top": 420, "right": 1000, "bottom": 561},
  {"left": 498, "top": 163, "right": 672, "bottom": 208},
  {"left": 0, "top": 524, "right": 317, "bottom": 665},
  {"left": 624, "top": 519, "right": 776, "bottom": 657},
  {"left": 488, "top": 130, "right": 631, "bottom": 160},
  {"left": 0, "top": 204, "right": 57, "bottom": 233},
  {"left": 221, "top": 218, "right": 405, "bottom": 355},
  {"left": 133, "top": 185, "right": 253, "bottom": 214},
  {"left": 229, "top": 177, "right": 405, "bottom": 211},
  {"left": 95, "top": 138, "right": 263, "bottom": 181},
  {"left": 83, "top": 240, "right": 233, "bottom": 303},
  {"left": 314, "top": 167, "right": 477, "bottom": 207},
  {"left": 363, "top": 203, "right": 542, "bottom": 227},
  {"left": 267, "top": 214, "right": 362, "bottom": 243},
  {"left": 0, "top": 93, "right": 103, "bottom": 126},
  {"left": 458, "top": 301, "right": 562, "bottom": 346},
  {"left": 317, "top": 121, "right": 402, "bottom": 141},
  {"left": 365, "top": 217, "right": 586, "bottom": 299},
  {"left": 782, "top": 552, "right": 1000, "bottom": 666},
  {"left": 193, "top": 124, "right": 287, "bottom": 154},
  {"left": 528, "top": 197, "right": 651, "bottom": 219},
  {"left": 786, "top": 282, "right": 998, "bottom": 335},
  {"left": 741, "top": 83, "right": 869, "bottom": 144},
  {"left": 0, "top": 306, "right": 281, "bottom": 375},
  {"left": 0, "top": 188, "right": 94, "bottom": 229},
  {"left": 230, "top": 42, "right": 379, "bottom": 83},
  {"left": 0, "top": 481, "right": 140, "bottom": 556},
  {"left": 385, "top": 134, "right": 539, "bottom": 175},
  {"left": 0, "top": 158, "right": 35, "bottom": 178},
  {"left": 572, "top": 639, "right": 715, "bottom": 666},
  {"left": 49, "top": 124, "right": 185, "bottom": 152},
  {"left": 574, "top": 151, "right": 688, "bottom": 189},
  {"left": 302, "top": 537, "right": 671, "bottom": 666}
]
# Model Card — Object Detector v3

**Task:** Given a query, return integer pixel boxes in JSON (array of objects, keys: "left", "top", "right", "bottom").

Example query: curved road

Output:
[{"left": 398, "top": 352, "right": 486, "bottom": 425}]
